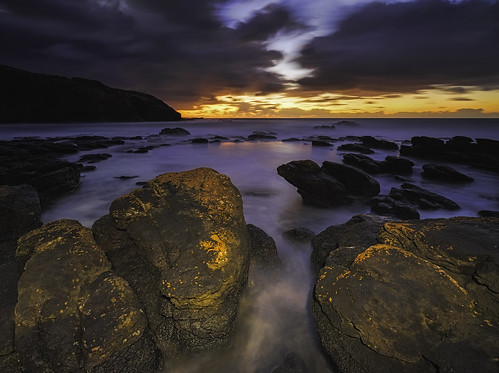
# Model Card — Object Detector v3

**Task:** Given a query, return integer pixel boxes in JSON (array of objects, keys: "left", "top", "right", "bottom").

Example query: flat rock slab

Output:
[{"left": 313, "top": 216, "right": 499, "bottom": 373}]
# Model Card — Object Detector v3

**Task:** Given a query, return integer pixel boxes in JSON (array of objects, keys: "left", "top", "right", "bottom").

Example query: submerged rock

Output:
[
  {"left": 422, "top": 163, "right": 474, "bottom": 182},
  {"left": 360, "top": 136, "right": 398, "bottom": 150},
  {"left": 313, "top": 216, "right": 499, "bottom": 373},
  {"left": 93, "top": 168, "right": 251, "bottom": 356},
  {"left": 282, "top": 227, "right": 315, "bottom": 243},
  {"left": 159, "top": 127, "right": 191, "bottom": 136}
]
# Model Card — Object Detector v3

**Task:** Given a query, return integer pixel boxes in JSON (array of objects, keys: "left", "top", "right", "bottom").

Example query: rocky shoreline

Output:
[{"left": 1, "top": 126, "right": 498, "bottom": 372}]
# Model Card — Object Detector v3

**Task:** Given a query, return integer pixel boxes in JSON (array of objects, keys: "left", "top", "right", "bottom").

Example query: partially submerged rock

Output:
[
  {"left": 422, "top": 163, "right": 474, "bottom": 182},
  {"left": 247, "top": 224, "right": 281, "bottom": 271},
  {"left": 277, "top": 160, "right": 380, "bottom": 207},
  {"left": 313, "top": 216, "right": 499, "bottom": 373},
  {"left": 93, "top": 168, "right": 251, "bottom": 356}
]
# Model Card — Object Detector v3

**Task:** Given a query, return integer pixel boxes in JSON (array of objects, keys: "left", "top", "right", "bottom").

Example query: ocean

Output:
[{"left": 2, "top": 118, "right": 499, "bottom": 372}]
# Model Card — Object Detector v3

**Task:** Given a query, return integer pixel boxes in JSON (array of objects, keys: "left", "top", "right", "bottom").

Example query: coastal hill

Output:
[{"left": 0, "top": 65, "right": 181, "bottom": 123}]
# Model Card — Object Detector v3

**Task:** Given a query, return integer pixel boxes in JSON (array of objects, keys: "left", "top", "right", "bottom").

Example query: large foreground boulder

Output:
[
  {"left": 15, "top": 220, "right": 161, "bottom": 372},
  {"left": 93, "top": 168, "right": 251, "bottom": 357},
  {"left": 313, "top": 216, "right": 499, "bottom": 372}
]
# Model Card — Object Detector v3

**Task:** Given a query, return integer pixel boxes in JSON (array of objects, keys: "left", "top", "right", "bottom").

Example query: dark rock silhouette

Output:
[
  {"left": 313, "top": 216, "right": 499, "bottom": 373},
  {"left": 343, "top": 153, "right": 414, "bottom": 174},
  {"left": 277, "top": 160, "right": 380, "bottom": 207},
  {"left": 159, "top": 127, "right": 191, "bottom": 136},
  {"left": 400, "top": 135, "right": 499, "bottom": 173},
  {"left": 422, "top": 163, "right": 474, "bottom": 182},
  {"left": 247, "top": 224, "right": 281, "bottom": 271},
  {"left": 0, "top": 65, "right": 181, "bottom": 123}
]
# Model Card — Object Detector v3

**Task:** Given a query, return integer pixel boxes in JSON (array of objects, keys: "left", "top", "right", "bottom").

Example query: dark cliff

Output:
[{"left": 0, "top": 65, "right": 181, "bottom": 123}]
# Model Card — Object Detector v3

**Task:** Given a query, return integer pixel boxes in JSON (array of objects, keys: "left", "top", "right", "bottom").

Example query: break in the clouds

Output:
[
  {"left": 297, "top": 0, "right": 499, "bottom": 94},
  {"left": 1, "top": 0, "right": 498, "bottom": 115}
]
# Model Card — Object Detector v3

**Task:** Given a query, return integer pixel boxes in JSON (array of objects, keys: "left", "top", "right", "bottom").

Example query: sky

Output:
[{"left": 1, "top": 0, "right": 498, "bottom": 118}]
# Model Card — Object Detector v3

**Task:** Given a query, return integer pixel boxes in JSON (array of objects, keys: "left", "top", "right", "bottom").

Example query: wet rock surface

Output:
[
  {"left": 343, "top": 153, "right": 414, "bottom": 174},
  {"left": 313, "top": 216, "right": 499, "bottom": 373},
  {"left": 93, "top": 168, "right": 251, "bottom": 356},
  {"left": 369, "top": 183, "right": 460, "bottom": 220},
  {"left": 277, "top": 160, "right": 380, "bottom": 207},
  {"left": 0, "top": 168, "right": 255, "bottom": 372},
  {"left": 247, "top": 224, "right": 281, "bottom": 271},
  {"left": 422, "top": 163, "right": 474, "bottom": 182},
  {"left": 400, "top": 135, "right": 499, "bottom": 173}
]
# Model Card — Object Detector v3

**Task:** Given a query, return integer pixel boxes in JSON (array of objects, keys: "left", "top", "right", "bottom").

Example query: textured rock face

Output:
[
  {"left": 0, "top": 185, "right": 41, "bottom": 242},
  {"left": 15, "top": 220, "right": 161, "bottom": 372},
  {"left": 93, "top": 168, "right": 251, "bottom": 355},
  {"left": 313, "top": 216, "right": 499, "bottom": 373},
  {"left": 0, "top": 185, "right": 42, "bottom": 368},
  {"left": 277, "top": 160, "right": 380, "bottom": 207}
]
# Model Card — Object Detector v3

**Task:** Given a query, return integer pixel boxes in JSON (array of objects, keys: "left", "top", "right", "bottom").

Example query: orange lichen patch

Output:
[
  {"left": 353, "top": 244, "right": 413, "bottom": 264},
  {"left": 435, "top": 267, "right": 468, "bottom": 295},
  {"left": 200, "top": 232, "right": 236, "bottom": 270}
]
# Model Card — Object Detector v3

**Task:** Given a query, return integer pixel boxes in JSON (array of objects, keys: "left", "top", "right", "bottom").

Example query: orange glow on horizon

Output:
[{"left": 178, "top": 88, "right": 499, "bottom": 119}]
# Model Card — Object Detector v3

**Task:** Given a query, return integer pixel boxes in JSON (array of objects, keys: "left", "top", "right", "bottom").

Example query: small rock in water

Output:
[
  {"left": 282, "top": 227, "right": 315, "bottom": 243},
  {"left": 159, "top": 127, "right": 190, "bottom": 136},
  {"left": 114, "top": 175, "right": 139, "bottom": 180},
  {"left": 78, "top": 153, "right": 112, "bottom": 163}
]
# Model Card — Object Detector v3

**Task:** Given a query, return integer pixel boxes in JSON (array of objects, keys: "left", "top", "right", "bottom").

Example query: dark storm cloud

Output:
[
  {"left": 297, "top": 0, "right": 499, "bottom": 94},
  {"left": 234, "top": 3, "right": 308, "bottom": 42},
  {"left": 0, "top": 0, "right": 288, "bottom": 107}
]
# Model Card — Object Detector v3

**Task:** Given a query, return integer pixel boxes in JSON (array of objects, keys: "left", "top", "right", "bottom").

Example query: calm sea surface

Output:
[{"left": 2, "top": 118, "right": 499, "bottom": 372}]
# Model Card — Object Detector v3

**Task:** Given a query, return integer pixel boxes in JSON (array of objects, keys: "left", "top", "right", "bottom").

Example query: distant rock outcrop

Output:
[
  {"left": 313, "top": 216, "right": 499, "bottom": 373},
  {"left": 0, "top": 65, "right": 181, "bottom": 123}
]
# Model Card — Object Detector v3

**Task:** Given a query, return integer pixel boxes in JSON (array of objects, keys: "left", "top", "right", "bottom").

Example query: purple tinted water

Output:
[{"left": 2, "top": 118, "right": 498, "bottom": 372}]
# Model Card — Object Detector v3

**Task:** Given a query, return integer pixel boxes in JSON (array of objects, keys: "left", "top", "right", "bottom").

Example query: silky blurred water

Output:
[{"left": 2, "top": 118, "right": 498, "bottom": 372}]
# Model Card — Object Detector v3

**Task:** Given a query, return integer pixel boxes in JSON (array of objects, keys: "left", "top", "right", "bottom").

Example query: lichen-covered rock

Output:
[
  {"left": 93, "top": 168, "right": 250, "bottom": 356},
  {"left": 311, "top": 215, "right": 388, "bottom": 274},
  {"left": 313, "top": 216, "right": 499, "bottom": 373},
  {"left": 15, "top": 220, "right": 161, "bottom": 372}
]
